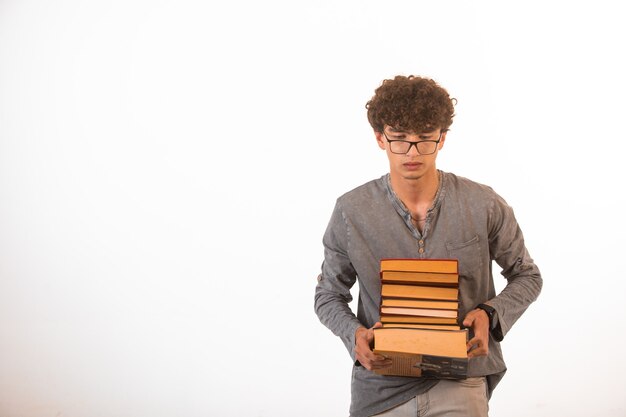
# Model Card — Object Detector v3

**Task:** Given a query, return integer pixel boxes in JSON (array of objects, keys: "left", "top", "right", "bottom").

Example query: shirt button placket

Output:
[{"left": 418, "top": 239, "right": 425, "bottom": 255}]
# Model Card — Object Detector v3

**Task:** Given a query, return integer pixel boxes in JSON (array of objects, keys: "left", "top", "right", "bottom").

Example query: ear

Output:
[
  {"left": 438, "top": 131, "right": 447, "bottom": 150},
  {"left": 375, "top": 131, "right": 386, "bottom": 150}
]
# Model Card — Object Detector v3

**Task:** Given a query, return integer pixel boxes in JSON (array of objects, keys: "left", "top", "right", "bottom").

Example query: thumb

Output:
[
  {"left": 462, "top": 315, "right": 474, "bottom": 328},
  {"left": 372, "top": 321, "right": 384, "bottom": 329}
]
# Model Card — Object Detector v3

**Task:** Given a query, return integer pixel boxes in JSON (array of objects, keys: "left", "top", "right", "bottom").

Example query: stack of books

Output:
[{"left": 373, "top": 258, "right": 468, "bottom": 379}]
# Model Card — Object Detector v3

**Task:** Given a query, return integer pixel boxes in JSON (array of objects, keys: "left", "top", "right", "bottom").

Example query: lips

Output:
[{"left": 403, "top": 162, "right": 423, "bottom": 170}]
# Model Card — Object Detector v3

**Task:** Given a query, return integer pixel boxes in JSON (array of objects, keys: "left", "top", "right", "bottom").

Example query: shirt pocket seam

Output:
[{"left": 445, "top": 234, "right": 480, "bottom": 251}]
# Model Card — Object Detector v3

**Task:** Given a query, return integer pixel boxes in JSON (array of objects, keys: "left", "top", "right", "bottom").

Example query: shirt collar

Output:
[{"left": 383, "top": 170, "right": 446, "bottom": 221}]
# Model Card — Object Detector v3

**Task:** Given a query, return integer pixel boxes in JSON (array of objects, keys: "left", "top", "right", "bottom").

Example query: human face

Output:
[{"left": 375, "top": 126, "right": 446, "bottom": 181}]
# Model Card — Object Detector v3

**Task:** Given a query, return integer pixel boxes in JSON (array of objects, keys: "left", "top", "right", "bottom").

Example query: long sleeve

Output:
[
  {"left": 312, "top": 173, "right": 539, "bottom": 415},
  {"left": 486, "top": 194, "right": 543, "bottom": 340},
  {"left": 314, "top": 200, "right": 363, "bottom": 361}
]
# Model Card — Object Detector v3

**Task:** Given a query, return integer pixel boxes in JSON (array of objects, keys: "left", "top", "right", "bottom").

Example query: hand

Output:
[
  {"left": 354, "top": 322, "right": 392, "bottom": 371},
  {"left": 463, "top": 309, "right": 490, "bottom": 358}
]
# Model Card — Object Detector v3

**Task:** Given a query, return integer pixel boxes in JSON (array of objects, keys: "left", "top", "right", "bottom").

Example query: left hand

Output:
[{"left": 462, "top": 309, "right": 490, "bottom": 358}]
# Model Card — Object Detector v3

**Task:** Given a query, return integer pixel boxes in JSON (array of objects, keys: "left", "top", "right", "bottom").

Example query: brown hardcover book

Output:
[
  {"left": 380, "top": 315, "right": 459, "bottom": 325},
  {"left": 380, "top": 307, "right": 458, "bottom": 319},
  {"left": 381, "top": 298, "right": 458, "bottom": 310},
  {"left": 373, "top": 328, "right": 468, "bottom": 378},
  {"left": 381, "top": 284, "right": 458, "bottom": 301},
  {"left": 381, "top": 323, "right": 462, "bottom": 331},
  {"left": 380, "top": 258, "right": 458, "bottom": 274},
  {"left": 381, "top": 270, "right": 459, "bottom": 286}
]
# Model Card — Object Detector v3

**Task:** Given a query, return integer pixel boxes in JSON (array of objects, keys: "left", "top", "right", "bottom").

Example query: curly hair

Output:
[{"left": 366, "top": 75, "right": 456, "bottom": 133}]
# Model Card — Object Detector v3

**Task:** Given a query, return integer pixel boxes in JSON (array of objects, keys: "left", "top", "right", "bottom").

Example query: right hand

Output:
[{"left": 354, "top": 322, "right": 392, "bottom": 371}]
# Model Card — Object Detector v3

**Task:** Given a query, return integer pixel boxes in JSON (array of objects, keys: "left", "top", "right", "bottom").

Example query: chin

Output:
[{"left": 402, "top": 173, "right": 424, "bottom": 181}]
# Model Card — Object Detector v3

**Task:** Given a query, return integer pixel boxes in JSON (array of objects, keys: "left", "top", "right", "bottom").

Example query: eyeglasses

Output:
[{"left": 383, "top": 130, "right": 443, "bottom": 155}]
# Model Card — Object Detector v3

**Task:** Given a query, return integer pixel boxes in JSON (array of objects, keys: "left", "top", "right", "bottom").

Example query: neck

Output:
[{"left": 389, "top": 168, "right": 440, "bottom": 208}]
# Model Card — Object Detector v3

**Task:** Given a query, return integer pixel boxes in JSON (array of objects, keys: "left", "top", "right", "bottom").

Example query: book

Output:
[
  {"left": 380, "top": 315, "right": 459, "bottom": 325},
  {"left": 380, "top": 258, "right": 458, "bottom": 274},
  {"left": 381, "top": 323, "right": 462, "bottom": 331},
  {"left": 381, "top": 298, "right": 458, "bottom": 310},
  {"left": 381, "top": 270, "right": 459, "bottom": 286},
  {"left": 377, "top": 258, "right": 467, "bottom": 378},
  {"left": 380, "top": 307, "right": 458, "bottom": 319},
  {"left": 381, "top": 284, "right": 458, "bottom": 301},
  {"left": 373, "top": 327, "right": 468, "bottom": 378}
]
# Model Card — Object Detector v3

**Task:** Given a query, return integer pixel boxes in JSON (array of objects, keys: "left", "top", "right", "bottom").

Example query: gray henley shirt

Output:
[{"left": 314, "top": 171, "right": 542, "bottom": 417}]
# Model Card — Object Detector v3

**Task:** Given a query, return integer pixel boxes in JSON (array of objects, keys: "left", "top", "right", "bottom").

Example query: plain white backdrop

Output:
[{"left": 1, "top": 1, "right": 625, "bottom": 416}]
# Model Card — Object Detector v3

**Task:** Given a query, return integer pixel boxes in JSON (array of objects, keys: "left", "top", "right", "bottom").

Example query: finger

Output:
[
  {"left": 466, "top": 337, "right": 488, "bottom": 357},
  {"left": 370, "top": 361, "right": 393, "bottom": 370},
  {"left": 467, "top": 334, "right": 489, "bottom": 347},
  {"left": 467, "top": 346, "right": 488, "bottom": 358},
  {"left": 355, "top": 342, "right": 374, "bottom": 360},
  {"left": 360, "top": 349, "right": 388, "bottom": 363},
  {"left": 356, "top": 328, "right": 375, "bottom": 345},
  {"left": 466, "top": 337, "right": 481, "bottom": 352},
  {"left": 373, "top": 354, "right": 391, "bottom": 362},
  {"left": 462, "top": 315, "right": 474, "bottom": 328},
  {"left": 466, "top": 336, "right": 479, "bottom": 348},
  {"left": 358, "top": 354, "right": 392, "bottom": 370},
  {"left": 369, "top": 355, "right": 393, "bottom": 368}
]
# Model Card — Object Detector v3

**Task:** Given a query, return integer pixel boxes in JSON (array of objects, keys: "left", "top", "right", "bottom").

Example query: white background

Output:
[{"left": 1, "top": 1, "right": 625, "bottom": 416}]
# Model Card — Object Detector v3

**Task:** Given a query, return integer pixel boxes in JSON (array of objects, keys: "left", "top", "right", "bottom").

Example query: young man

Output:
[{"left": 314, "top": 75, "right": 542, "bottom": 417}]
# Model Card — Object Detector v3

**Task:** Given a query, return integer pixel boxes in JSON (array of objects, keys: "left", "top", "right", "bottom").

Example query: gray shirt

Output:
[{"left": 314, "top": 171, "right": 542, "bottom": 417}]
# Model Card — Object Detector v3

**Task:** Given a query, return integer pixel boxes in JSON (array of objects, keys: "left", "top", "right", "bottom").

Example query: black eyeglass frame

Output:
[{"left": 382, "top": 130, "right": 444, "bottom": 155}]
